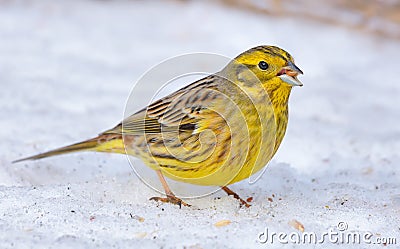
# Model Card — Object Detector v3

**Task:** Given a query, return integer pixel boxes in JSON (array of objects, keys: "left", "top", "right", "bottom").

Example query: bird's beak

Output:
[{"left": 277, "top": 61, "right": 303, "bottom": 86}]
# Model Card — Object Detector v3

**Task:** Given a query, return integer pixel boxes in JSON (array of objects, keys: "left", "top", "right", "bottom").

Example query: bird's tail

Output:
[{"left": 13, "top": 134, "right": 124, "bottom": 163}]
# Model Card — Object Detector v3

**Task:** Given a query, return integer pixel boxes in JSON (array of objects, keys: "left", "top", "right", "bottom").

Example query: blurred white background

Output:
[{"left": 1, "top": 0, "right": 399, "bottom": 248}]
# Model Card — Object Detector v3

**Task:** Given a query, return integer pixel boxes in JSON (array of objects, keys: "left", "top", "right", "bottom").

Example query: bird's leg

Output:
[
  {"left": 150, "top": 170, "right": 191, "bottom": 208},
  {"left": 221, "top": 186, "right": 251, "bottom": 208}
]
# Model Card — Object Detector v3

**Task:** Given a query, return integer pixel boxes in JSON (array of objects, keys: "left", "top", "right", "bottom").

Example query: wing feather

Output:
[{"left": 103, "top": 75, "right": 220, "bottom": 135}]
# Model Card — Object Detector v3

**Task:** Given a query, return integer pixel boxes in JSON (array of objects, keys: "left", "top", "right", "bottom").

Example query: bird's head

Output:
[{"left": 224, "top": 45, "right": 303, "bottom": 89}]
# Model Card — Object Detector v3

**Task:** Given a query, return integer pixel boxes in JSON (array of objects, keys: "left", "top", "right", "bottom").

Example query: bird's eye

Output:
[{"left": 258, "top": 61, "right": 269, "bottom": 70}]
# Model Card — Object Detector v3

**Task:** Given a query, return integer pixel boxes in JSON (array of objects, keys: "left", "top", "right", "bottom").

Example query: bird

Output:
[{"left": 14, "top": 45, "right": 303, "bottom": 208}]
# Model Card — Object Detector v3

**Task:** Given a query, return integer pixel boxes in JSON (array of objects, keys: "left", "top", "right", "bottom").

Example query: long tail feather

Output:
[{"left": 13, "top": 137, "right": 100, "bottom": 163}]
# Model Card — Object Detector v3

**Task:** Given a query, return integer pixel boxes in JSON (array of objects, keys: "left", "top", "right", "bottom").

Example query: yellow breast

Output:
[{"left": 131, "top": 82, "right": 291, "bottom": 186}]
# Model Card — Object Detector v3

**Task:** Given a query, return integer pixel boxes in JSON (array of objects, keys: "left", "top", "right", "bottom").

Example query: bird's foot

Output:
[
  {"left": 150, "top": 194, "right": 191, "bottom": 208},
  {"left": 221, "top": 186, "right": 251, "bottom": 208}
]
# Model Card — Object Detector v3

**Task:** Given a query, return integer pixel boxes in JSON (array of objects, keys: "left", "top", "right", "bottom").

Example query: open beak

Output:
[{"left": 277, "top": 61, "right": 303, "bottom": 86}]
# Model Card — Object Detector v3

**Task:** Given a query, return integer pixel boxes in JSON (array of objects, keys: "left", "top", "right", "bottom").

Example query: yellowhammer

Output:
[{"left": 14, "top": 45, "right": 303, "bottom": 208}]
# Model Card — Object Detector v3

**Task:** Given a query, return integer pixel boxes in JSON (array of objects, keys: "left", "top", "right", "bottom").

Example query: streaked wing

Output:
[{"left": 103, "top": 75, "right": 219, "bottom": 135}]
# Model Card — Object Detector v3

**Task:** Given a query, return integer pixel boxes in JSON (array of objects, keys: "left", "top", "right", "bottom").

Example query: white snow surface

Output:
[{"left": 1, "top": 0, "right": 400, "bottom": 248}]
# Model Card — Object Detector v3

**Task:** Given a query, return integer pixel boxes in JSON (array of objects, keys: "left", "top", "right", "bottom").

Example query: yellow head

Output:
[{"left": 223, "top": 45, "right": 303, "bottom": 89}]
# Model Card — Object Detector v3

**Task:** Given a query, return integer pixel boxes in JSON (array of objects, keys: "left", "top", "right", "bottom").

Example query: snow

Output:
[{"left": 1, "top": 0, "right": 400, "bottom": 248}]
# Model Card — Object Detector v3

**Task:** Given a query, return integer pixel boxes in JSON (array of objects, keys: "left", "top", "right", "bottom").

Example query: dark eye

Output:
[{"left": 258, "top": 61, "right": 269, "bottom": 70}]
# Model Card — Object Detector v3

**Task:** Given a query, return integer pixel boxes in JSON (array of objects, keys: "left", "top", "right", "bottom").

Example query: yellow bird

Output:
[{"left": 14, "top": 46, "right": 303, "bottom": 207}]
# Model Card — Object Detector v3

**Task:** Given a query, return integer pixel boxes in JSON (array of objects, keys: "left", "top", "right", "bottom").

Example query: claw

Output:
[{"left": 150, "top": 194, "right": 191, "bottom": 208}]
